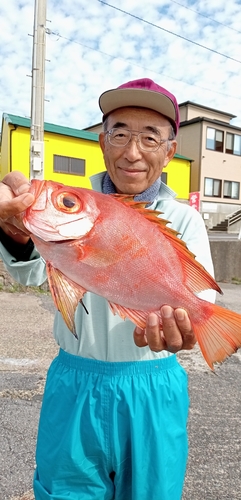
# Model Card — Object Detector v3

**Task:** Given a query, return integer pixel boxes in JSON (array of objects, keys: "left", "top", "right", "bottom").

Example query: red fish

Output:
[{"left": 23, "top": 179, "right": 241, "bottom": 369}]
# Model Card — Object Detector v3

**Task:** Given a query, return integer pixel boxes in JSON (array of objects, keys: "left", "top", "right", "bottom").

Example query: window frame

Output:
[
  {"left": 206, "top": 127, "right": 224, "bottom": 152},
  {"left": 223, "top": 180, "right": 240, "bottom": 200},
  {"left": 204, "top": 177, "right": 222, "bottom": 198},
  {"left": 53, "top": 154, "right": 86, "bottom": 176},
  {"left": 225, "top": 132, "right": 241, "bottom": 156}
]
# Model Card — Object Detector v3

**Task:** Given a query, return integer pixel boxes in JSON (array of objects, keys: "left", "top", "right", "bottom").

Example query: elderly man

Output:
[{"left": 0, "top": 78, "right": 215, "bottom": 500}]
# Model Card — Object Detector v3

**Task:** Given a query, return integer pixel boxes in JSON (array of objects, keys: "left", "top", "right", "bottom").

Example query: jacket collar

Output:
[{"left": 90, "top": 171, "right": 177, "bottom": 201}]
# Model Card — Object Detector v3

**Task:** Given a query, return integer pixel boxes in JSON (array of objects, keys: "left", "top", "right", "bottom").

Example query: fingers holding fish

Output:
[
  {"left": 134, "top": 307, "right": 195, "bottom": 354},
  {"left": 1, "top": 171, "right": 31, "bottom": 197},
  {"left": 134, "top": 312, "right": 167, "bottom": 351},
  {"left": 0, "top": 171, "right": 34, "bottom": 242},
  {"left": 173, "top": 308, "right": 197, "bottom": 350},
  {"left": 161, "top": 305, "right": 196, "bottom": 352},
  {"left": 0, "top": 171, "right": 34, "bottom": 218},
  {"left": 160, "top": 305, "right": 184, "bottom": 353},
  {"left": 133, "top": 326, "right": 149, "bottom": 348}
]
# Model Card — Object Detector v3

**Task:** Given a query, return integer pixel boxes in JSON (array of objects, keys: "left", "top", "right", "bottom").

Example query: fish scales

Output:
[{"left": 23, "top": 179, "right": 241, "bottom": 369}]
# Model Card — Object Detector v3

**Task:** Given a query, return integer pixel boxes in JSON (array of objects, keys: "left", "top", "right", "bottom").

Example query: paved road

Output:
[{"left": 0, "top": 283, "right": 241, "bottom": 500}]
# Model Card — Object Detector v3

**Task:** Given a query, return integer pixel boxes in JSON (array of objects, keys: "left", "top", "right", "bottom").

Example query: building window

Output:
[
  {"left": 206, "top": 127, "right": 224, "bottom": 152},
  {"left": 226, "top": 133, "right": 241, "bottom": 155},
  {"left": 223, "top": 181, "right": 240, "bottom": 199},
  {"left": 54, "top": 155, "right": 85, "bottom": 176},
  {"left": 204, "top": 177, "right": 221, "bottom": 197}
]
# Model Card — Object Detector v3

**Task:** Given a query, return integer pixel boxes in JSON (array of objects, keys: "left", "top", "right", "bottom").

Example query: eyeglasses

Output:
[{"left": 105, "top": 128, "right": 170, "bottom": 152}]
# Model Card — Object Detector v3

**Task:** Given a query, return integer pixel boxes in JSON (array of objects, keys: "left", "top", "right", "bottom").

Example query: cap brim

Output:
[{"left": 99, "top": 88, "right": 176, "bottom": 126}]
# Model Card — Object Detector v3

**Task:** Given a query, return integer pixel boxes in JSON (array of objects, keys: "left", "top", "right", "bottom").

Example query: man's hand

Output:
[
  {"left": 133, "top": 306, "right": 196, "bottom": 352},
  {"left": 0, "top": 171, "right": 34, "bottom": 244}
]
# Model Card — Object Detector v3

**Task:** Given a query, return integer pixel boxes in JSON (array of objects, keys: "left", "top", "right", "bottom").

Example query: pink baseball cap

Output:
[{"left": 99, "top": 78, "right": 180, "bottom": 134}]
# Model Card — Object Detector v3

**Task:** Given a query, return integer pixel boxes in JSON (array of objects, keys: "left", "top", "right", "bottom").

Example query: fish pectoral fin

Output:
[
  {"left": 79, "top": 244, "right": 121, "bottom": 267},
  {"left": 46, "top": 262, "right": 87, "bottom": 338},
  {"left": 109, "top": 301, "right": 161, "bottom": 330}
]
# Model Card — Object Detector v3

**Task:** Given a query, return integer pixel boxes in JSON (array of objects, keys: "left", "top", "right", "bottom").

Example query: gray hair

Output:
[
  {"left": 167, "top": 124, "right": 176, "bottom": 151},
  {"left": 103, "top": 116, "right": 109, "bottom": 132},
  {"left": 168, "top": 124, "right": 176, "bottom": 140}
]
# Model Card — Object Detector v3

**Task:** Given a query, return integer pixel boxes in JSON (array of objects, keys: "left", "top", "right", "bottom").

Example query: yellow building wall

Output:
[
  {"left": 0, "top": 121, "right": 190, "bottom": 200},
  {"left": 0, "top": 120, "right": 11, "bottom": 179},
  {"left": 9, "top": 127, "right": 106, "bottom": 188},
  {"left": 10, "top": 127, "right": 30, "bottom": 179},
  {"left": 164, "top": 157, "right": 190, "bottom": 200}
]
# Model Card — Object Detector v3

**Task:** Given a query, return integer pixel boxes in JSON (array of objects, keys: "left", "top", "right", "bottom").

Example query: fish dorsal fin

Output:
[{"left": 112, "top": 195, "right": 222, "bottom": 295}]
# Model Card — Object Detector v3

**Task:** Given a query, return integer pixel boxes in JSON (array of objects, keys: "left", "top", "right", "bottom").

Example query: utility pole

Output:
[{"left": 29, "top": 0, "right": 47, "bottom": 180}]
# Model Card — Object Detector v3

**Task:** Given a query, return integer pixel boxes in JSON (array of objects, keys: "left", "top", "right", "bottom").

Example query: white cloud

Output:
[{"left": 0, "top": 0, "right": 241, "bottom": 132}]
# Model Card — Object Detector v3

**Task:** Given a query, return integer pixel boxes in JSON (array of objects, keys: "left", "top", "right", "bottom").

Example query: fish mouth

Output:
[
  {"left": 24, "top": 214, "right": 88, "bottom": 242},
  {"left": 24, "top": 218, "right": 58, "bottom": 236}
]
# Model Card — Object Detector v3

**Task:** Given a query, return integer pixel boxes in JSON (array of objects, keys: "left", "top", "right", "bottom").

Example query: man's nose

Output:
[{"left": 123, "top": 136, "right": 142, "bottom": 159}]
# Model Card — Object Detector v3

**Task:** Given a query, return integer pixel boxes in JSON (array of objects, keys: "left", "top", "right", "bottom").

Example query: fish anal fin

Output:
[
  {"left": 46, "top": 262, "right": 87, "bottom": 337},
  {"left": 108, "top": 301, "right": 163, "bottom": 330}
]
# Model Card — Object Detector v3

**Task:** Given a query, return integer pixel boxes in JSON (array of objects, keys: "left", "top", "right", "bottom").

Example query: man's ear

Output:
[
  {"left": 99, "top": 132, "right": 105, "bottom": 154},
  {"left": 163, "top": 140, "right": 177, "bottom": 167}
]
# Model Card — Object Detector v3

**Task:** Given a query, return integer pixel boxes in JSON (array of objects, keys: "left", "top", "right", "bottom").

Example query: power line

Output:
[
  {"left": 169, "top": 0, "right": 241, "bottom": 35},
  {"left": 98, "top": 1, "right": 241, "bottom": 65},
  {"left": 46, "top": 29, "right": 241, "bottom": 102}
]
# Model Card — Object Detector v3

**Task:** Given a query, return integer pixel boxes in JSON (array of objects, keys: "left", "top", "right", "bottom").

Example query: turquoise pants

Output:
[{"left": 34, "top": 349, "right": 189, "bottom": 499}]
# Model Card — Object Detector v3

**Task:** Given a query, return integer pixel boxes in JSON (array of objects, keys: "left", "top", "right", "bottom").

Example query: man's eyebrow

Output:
[
  {"left": 111, "top": 121, "right": 128, "bottom": 129},
  {"left": 110, "top": 123, "right": 161, "bottom": 135},
  {"left": 144, "top": 125, "right": 161, "bottom": 136}
]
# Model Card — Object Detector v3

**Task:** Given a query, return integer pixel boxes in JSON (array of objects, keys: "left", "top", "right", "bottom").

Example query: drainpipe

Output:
[
  {"left": 9, "top": 125, "right": 18, "bottom": 172},
  {"left": 199, "top": 120, "right": 203, "bottom": 213}
]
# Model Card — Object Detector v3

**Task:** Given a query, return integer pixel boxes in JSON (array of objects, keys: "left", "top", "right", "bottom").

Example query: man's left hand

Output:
[{"left": 133, "top": 306, "right": 196, "bottom": 352}]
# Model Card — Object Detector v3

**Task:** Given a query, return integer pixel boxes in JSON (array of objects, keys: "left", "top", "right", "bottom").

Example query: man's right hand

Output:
[{"left": 0, "top": 171, "right": 34, "bottom": 244}]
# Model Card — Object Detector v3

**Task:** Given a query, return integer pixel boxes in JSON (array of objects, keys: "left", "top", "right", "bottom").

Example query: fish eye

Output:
[
  {"left": 53, "top": 191, "right": 82, "bottom": 213},
  {"left": 62, "top": 196, "right": 76, "bottom": 208}
]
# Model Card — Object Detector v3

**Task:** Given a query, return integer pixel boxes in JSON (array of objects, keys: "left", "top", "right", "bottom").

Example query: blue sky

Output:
[{"left": 1, "top": 0, "right": 241, "bottom": 130}]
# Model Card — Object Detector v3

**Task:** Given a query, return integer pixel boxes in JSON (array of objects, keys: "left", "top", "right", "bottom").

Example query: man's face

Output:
[{"left": 99, "top": 107, "right": 177, "bottom": 195}]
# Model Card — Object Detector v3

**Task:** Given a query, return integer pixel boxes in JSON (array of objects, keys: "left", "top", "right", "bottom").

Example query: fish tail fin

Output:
[{"left": 194, "top": 302, "right": 241, "bottom": 369}]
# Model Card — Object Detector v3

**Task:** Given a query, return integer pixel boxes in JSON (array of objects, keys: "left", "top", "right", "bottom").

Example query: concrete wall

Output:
[
  {"left": 210, "top": 240, "right": 241, "bottom": 282},
  {"left": 179, "top": 103, "right": 233, "bottom": 123}
]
